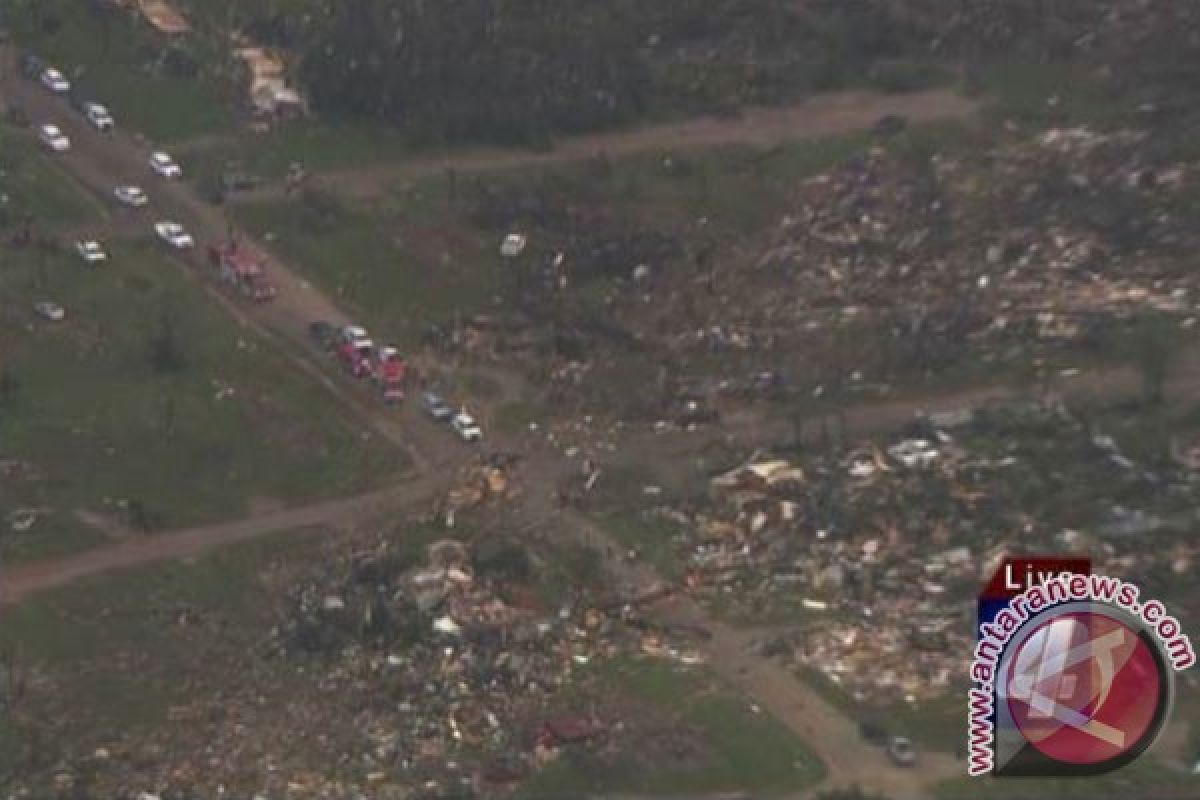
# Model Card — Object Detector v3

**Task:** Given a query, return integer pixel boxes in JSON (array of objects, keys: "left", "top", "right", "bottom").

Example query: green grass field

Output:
[
  {"left": 182, "top": 120, "right": 417, "bottom": 182},
  {"left": 0, "top": 129, "right": 108, "bottom": 227},
  {"left": 974, "top": 60, "right": 1122, "bottom": 126},
  {"left": 236, "top": 190, "right": 499, "bottom": 345},
  {"left": 518, "top": 658, "right": 824, "bottom": 798},
  {"left": 0, "top": 237, "right": 405, "bottom": 562},
  {"left": 0, "top": 526, "right": 325, "bottom": 779},
  {"left": 5, "top": 0, "right": 233, "bottom": 143}
]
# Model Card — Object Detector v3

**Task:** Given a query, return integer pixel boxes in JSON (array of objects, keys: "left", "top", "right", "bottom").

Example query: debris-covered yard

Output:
[
  {"left": 569, "top": 397, "right": 1200, "bottom": 750},
  {"left": 0, "top": 513, "right": 820, "bottom": 799},
  {"left": 233, "top": 101, "right": 1200, "bottom": 449}
]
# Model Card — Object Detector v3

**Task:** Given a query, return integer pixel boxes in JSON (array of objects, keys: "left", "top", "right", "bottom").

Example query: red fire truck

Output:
[{"left": 207, "top": 241, "right": 277, "bottom": 303}]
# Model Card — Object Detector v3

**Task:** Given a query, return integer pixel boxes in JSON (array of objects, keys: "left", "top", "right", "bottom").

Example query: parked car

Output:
[
  {"left": 40, "top": 67, "right": 70, "bottom": 94},
  {"left": 872, "top": 113, "right": 908, "bottom": 137},
  {"left": 338, "top": 337, "right": 374, "bottom": 378},
  {"left": 149, "top": 151, "right": 182, "bottom": 179},
  {"left": 154, "top": 221, "right": 194, "bottom": 250},
  {"left": 500, "top": 232, "right": 527, "bottom": 257},
  {"left": 82, "top": 102, "right": 114, "bottom": 131},
  {"left": 33, "top": 301, "right": 65, "bottom": 321},
  {"left": 888, "top": 439, "right": 939, "bottom": 469},
  {"left": 676, "top": 396, "right": 718, "bottom": 427},
  {"left": 221, "top": 170, "right": 262, "bottom": 192},
  {"left": 888, "top": 736, "right": 917, "bottom": 767},
  {"left": 308, "top": 320, "right": 338, "bottom": 350},
  {"left": 451, "top": 412, "right": 483, "bottom": 442},
  {"left": 113, "top": 185, "right": 149, "bottom": 207},
  {"left": 375, "top": 348, "right": 407, "bottom": 403},
  {"left": 20, "top": 53, "right": 44, "bottom": 81},
  {"left": 75, "top": 240, "right": 107, "bottom": 265},
  {"left": 336, "top": 325, "right": 374, "bottom": 376},
  {"left": 38, "top": 124, "right": 70, "bottom": 152},
  {"left": 422, "top": 392, "right": 455, "bottom": 422},
  {"left": 337, "top": 325, "right": 371, "bottom": 349},
  {"left": 858, "top": 719, "right": 889, "bottom": 746}
]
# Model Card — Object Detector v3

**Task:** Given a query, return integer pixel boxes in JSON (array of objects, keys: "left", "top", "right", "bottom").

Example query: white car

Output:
[
  {"left": 149, "top": 151, "right": 182, "bottom": 179},
  {"left": 34, "top": 301, "right": 65, "bottom": 322},
  {"left": 887, "top": 439, "right": 939, "bottom": 469},
  {"left": 155, "top": 221, "right": 194, "bottom": 250},
  {"left": 450, "top": 412, "right": 483, "bottom": 442},
  {"left": 40, "top": 67, "right": 70, "bottom": 93},
  {"left": 113, "top": 185, "right": 149, "bottom": 207},
  {"left": 83, "top": 103, "right": 114, "bottom": 131},
  {"left": 39, "top": 124, "right": 70, "bottom": 152},
  {"left": 75, "top": 240, "right": 107, "bottom": 264},
  {"left": 339, "top": 325, "right": 370, "bottom": 345},
  {"left": 500, "top": 233, "right": 527, "bottom": 257}
]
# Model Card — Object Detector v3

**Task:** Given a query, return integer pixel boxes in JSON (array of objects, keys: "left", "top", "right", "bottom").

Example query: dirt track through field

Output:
[
  {"left": 0, "top": 477, "right": 449, "bottom": 607},
  {"left": 234, "top": 88, "right": 977, "bottom": 201}
]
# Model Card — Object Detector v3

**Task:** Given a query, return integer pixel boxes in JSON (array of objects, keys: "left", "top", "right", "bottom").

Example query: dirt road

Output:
[
  {"left": 237, "top": 88, "right": 977, "bottom": 202},
  {"left": 0, "top": 476, "right": 452, "bottom": 607}
]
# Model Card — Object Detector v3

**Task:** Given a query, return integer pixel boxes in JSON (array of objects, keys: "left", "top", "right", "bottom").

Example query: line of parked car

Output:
[
  {"left": 20, "top": 51, "right": 195, "bottom": 272},
  {"left": 308, "top": 320, "right": 483, "bottom": 440}
]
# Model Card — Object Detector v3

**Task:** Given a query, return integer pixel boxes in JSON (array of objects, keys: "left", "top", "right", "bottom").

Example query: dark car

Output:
[
  {"left": 221, "top": 171, "right": 262, "bottom": 192},
  {"left": 888, "top": 736, "right": 917, "bottom": 767},
  {"left": 676, "top": 397, "right": 718, "bottom": 427},
  {"left": 20, "top": 53, "right": 43, "bottom": 80},
  {"left": 858, "top": 719, "right": 889, "bottom": 746},
  {"left": 422, "top": 392, "right": 455, "bottom": 422},
  {"left": 67, "top": 90, "right": 89, "bottom": 114},
  {"left": 308, "top": 320, "right": 338, "bottom": 350},
  {"left": 872, "top": 114, "right": 908, "bottom": 137}
]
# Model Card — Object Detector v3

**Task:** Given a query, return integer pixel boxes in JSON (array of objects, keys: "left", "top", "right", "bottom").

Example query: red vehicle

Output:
[
  {"left": 373, "top": 346, "right": 407, "bottom": 404},
  {"left": 338, "top": 337, "right": 374, "bottom": 378},
  {"left": 207, "top": 241, "right": 277, "bottom": 303}
]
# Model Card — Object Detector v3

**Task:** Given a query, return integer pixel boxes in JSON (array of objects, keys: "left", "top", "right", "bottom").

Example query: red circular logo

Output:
[{"left": 1005, "top": 610, "right": 1166, "bottom": 766}]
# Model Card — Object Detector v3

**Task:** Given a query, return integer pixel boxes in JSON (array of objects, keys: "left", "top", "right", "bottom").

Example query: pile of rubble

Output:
[
  {"left": 429, "top": 117, "right": 1200, "bottom": 430},
  {"left": 258, "top": 537, "right": 625, "bottom": 794},
  {"left": 740, "top": 125, "right": 1197, "bottom": 354},
  {"left": 436, "top": 456, "right": 520, "bottom": 524},
  {"left": 5, "top": 535, "right": 682, "bottom": 799},
  {"left": 649, "top": 400, "right": 1200, "bottom": 705}
]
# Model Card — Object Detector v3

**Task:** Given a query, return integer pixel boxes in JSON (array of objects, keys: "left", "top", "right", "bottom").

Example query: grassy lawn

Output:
[
  {"left": 519, "top": 657, "right": 824, "bottom": 798},
  {"left": 591, "top": 511, "right": 686, "bottom": 582},
  {"left": 182, "top": 120, "right": 417, "bottom": 182},
  {"left": 0, "top": 237, "right": 405, "bottom": 562},
  {"left": 236, "top": 191, "right": 499, "bottom": 345},
  {"left": 974, "top": 59, "right": 1122, "bottom": 126},
  {"left": 0, "top": 526, "right": 325, "bottom": 779},
  {"left": 0, "top": 128, "right": 107, "bottom": 227},
  {"left": 5, "top": 0, "right": 233, "bottom": 143},
  {"left": 797, "top": 667, "right": 966, "bottom": 755}
]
